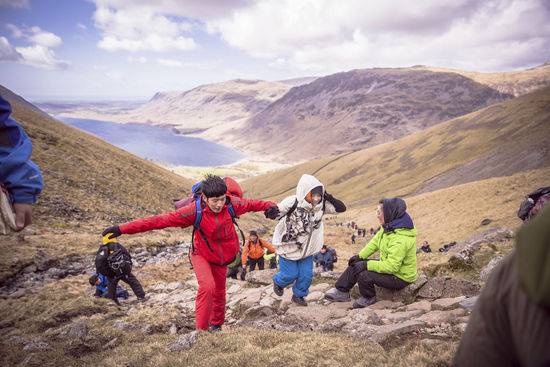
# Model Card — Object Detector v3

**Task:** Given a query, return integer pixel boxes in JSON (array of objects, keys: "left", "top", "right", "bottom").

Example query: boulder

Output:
[
  {"left": 375, "top": 274, "right": 428, "bottom": 304},
  {"left": 23, "top": 340, "right": 51, "bottom": 352},
  {"left": 305, "top": 291, "right": 324, "bottom": 302},
  {"left": 382, "top": 309, "right": 425, "bottom": 324},
  {"left": 370, "top": 320, "right": 426, "bottom": 343},
  {"left": 245, "top": 269, "right": 277, "bottom": 285},
  {"left": 417, "top": 277, "right": 480, "bottom": 299},
  {"left": 415, "top": 310, "right": 461, "bottom": 327},
  {"left": 168, "top": 331, "right": 198, "bottom": 352},
  {"left": 309, "top": 283, "right": 331, "bottom": 293},
  {"left": 405, "top": 300, "right": 432, "bottom": 312},
  {"left": 432, "top": 297, "right": 466, "bottom": 311},
  {"left": 448, "top": 228, "right": 514, "bottom": 269},
  {"left": 242, "top": 305, "right": 274, "bottom": 320},
  {"left": 369, "top": 300, "right": 404, "bottom": 310},
  {"left": 480, "top": 256, "right": 504, "bottom": 281},
  {"left": 287, "top": 303, "right": 348, "bottom": 324}
]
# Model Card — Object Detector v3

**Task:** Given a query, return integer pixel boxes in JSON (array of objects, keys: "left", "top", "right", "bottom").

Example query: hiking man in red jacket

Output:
[{"left": 102, "top": 175, "right": 279, "bottom": 331}]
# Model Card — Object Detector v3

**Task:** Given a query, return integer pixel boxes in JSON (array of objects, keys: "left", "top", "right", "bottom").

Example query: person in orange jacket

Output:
[{"left": 242, "top": 230, "right": 276, "bottom": 272}]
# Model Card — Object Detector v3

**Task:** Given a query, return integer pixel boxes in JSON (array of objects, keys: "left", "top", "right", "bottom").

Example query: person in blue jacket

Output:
[
  {"left": 89, "top": 273, "right": 129, "bottom": 300},
  {"left": 0, "top": 95, "right": 43, "bottom": 230}
]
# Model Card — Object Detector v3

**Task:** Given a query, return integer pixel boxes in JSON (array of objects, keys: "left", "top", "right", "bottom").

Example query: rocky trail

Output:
[{"left": 0, "top": 226, "right": 515, "bottom": 365}]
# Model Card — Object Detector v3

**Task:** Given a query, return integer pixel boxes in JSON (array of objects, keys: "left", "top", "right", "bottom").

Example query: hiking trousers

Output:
[
  {"left": 248, "top": 256, "right": 265, "bottom": 271},
  {"left": 107, "top": 272, "right": 145, "bottom": 302},
  {"left": 273, "top": 255, "right": 313, "bottom": 298},
  {"left": 191, "top": 253, "right": 227, "bottom": 330},
  {"left": 335, "top": 266, "right": 409, "bottom": 298}
]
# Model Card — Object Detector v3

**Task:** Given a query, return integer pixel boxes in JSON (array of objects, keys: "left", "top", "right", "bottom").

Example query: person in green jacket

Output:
[{"left": 325, "top": 198, "right": 417, "bottom": 308}]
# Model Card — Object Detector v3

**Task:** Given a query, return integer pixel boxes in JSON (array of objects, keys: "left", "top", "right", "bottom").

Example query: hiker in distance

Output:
[
  {"left": 326, "top": 198, "right": 417, "bottom": 308},
  {"left": 242, "top": 230, "right": 276, "bottom": 272},
  {"left": 0, "top": 95, "right": 43, "bottom": 234},
  {"left": 102, "top": 175, "right": 278, "bottom": 331},
  {"left": 271, "top": 174, "right": 346, "bottom": 306}
]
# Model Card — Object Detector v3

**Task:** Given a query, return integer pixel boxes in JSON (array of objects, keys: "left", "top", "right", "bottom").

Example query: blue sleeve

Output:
[{"left": 0, "top": 96, "right": 43, "bottom": 204}]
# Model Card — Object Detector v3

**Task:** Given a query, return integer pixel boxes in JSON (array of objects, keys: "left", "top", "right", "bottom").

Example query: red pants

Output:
[{"left": 191, "top": 253, "right": 227, "bottom": 330}]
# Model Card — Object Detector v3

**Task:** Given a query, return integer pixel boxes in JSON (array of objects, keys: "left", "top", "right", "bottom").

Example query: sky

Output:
[{"left": 0, "top": 0, "right": 549, "bottom": 101}]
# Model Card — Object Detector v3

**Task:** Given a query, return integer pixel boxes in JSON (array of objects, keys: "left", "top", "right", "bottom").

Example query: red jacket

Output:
[{"left": 119, "top": 196, "right": 275, "bottom": 265}]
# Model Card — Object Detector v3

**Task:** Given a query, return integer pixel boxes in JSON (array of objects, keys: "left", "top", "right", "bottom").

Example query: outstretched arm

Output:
[
  {"left": 118, "top": 204, "right": 196, "bottom": 235},
  {"left": 231, "top": 196, "right": 276, "bottom": 216}
]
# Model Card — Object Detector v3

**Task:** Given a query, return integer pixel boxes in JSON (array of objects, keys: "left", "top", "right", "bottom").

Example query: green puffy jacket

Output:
[{"left": 358, "top": 227, "right": 418, "bottom": 283}]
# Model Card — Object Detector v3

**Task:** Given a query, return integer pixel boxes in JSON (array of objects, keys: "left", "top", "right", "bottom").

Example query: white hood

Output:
[{"left": 296, "top": 174, "right": 324, "bottom": 206}]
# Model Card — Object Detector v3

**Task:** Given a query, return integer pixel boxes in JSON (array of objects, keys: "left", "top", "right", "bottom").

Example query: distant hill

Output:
[
  {"left": 419, "top": 61, "right": 550, "bottom": 97},
  {"left": 236, "top": 68, "right": 511, "bottom": 161},
  {"left": 242, "top": 87, "right": 550, "bottom": 207},
  {"left": 0, "top": 85, "right": 194, "bottom": 225}
]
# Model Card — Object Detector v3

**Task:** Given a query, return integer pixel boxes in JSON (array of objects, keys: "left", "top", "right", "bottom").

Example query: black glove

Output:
[
  {"left": 102, "top": 225, "right": 121, "bottom": 239},
  {"left": 348, "top": 255, "right": 361, "bottom": 267},
  {"left": 264, "top": 205, "right": 280, "bottom": 219},
  {"left": 352, "top": 260, "right": 368, "bottom": 275},
  {"left": 324, "top": 192, "right": 346, "bottom": 213},
  {"left": 240, "top": 268, "right": 247, "bottom": 281}
]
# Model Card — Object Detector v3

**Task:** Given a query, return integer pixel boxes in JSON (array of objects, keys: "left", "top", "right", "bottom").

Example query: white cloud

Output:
[
  {"left": 27, "top": 26, "right": 63, "bottom": 48},
  {"left": 93, "top": 2, "right": 197, "bottom": 52},
  {"left": 0, "top": 0, "right": 29, "bottom": 8},
  {"left": 2, "top": 24, "right": 68, "bottom": 70},
  {"left": 207, "top": 0, "right": 550, "bottom": 72},
  {"left": 156, "top": 58, "right": 184, "bottom": 67},
  {"left": 15, "top": 45, "right": 69, "bottom": 70},
  {"left": 77, "top": 23, "right": 87, "bottom": 31},
  {"left": 0, "top": 36, "right": 22, "bottom": 61}
]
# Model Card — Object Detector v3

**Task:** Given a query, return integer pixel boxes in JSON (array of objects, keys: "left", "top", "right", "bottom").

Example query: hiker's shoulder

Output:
[{"left": 279, "top": 195, "right": 297, "bottom": 206}]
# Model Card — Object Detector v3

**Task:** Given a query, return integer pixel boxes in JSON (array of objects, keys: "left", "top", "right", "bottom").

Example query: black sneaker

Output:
[
  {"left": 273, "top": 282, "right": 284, "bottom": 296},
  {"left": 291, "top": 295, "right": 308, "bottom": 307},
  {"left": 209, "top": 324, "right": 222, "bottom": 332}
]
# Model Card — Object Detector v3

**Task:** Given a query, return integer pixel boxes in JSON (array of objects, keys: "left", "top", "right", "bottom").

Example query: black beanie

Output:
[{"left": 249, "top": 230, "right": 258, "bottom": 236}]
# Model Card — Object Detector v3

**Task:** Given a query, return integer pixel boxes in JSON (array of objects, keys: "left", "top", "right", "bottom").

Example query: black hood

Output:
[{"left": 382, "top": 198, "right": 407, "bottom": 224}]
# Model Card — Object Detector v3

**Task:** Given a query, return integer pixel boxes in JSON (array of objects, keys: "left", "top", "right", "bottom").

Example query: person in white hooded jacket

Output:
[{"left": 268, "top": 174, "right": 346, "bottom": 306}]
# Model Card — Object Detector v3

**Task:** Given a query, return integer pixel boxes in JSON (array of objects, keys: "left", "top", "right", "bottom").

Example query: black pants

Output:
[
  {"left": 107, "top": 272, "right": 145, "bottom": 303},
  {"left": 248, "top": 257, "right": 265, "bottom": 271},
  {"left": 268, "top": 257, "right": 277, "bottom": 269},
  {"left": 317, "top": 261, "right": 334, "bottom": 272},
  {"left": 335, "top": 266, "right": 409, "bottom": 298},
  {"left": 227, "top": 266, "right": 240, "bottom": 279}
]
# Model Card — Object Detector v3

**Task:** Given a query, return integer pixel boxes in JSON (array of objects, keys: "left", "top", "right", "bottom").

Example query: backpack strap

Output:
[
  {"left": 227, "top": 200, "right": 245, "bottom": 249},
  {"left": 191, "top": 196, "right": 214, "bottom": 253},
  {"left": 285, "top": 199, "right": 299, "bottom": 219}
]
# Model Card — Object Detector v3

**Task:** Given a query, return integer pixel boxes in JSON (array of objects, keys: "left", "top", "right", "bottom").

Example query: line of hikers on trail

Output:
[{"left": 3, "top": 94, "right": 550, "bottom": 364}]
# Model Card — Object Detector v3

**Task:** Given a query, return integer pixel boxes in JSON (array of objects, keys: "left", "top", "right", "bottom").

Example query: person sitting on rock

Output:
[
  {"left": 242, "top": 230, "right": 276, "bottom": 273},
  {"left": 89, "top": 273, "right": 129, "bottom": 300},
  {"left": 0, "top": 95, "right": 43, "bottom": 234},
  {"left": 313, "top": 245, "right": 336, "bottom": 272},
  {"left": 417, "top": 240, "right": 432, "bottom": 253},
  {"left": 325, "top": 198, "right": 417, "bottom": 308},
  {"left": 271, "top": 174, "right": 346, "bottom": 307}
]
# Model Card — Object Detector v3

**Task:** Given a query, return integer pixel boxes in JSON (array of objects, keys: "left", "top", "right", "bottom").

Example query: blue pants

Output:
[{"left": 273, "top": 255, "right": 313, "bottom": 298}]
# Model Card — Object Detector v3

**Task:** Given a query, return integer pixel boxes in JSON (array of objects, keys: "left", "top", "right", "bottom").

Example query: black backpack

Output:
[
  {"left": 95, "top": 242, "right": 132, "bottom": 277},
  {"left": 517, "top": 186, "right": 550, "bottom": 221}
]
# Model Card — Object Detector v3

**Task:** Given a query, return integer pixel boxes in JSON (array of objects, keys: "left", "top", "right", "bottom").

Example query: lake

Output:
[{"left": 58, "top": 117, "right": 244, "bottom": 167}]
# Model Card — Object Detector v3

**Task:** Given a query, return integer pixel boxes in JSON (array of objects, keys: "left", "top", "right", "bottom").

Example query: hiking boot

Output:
[
  {"left": 292, "top": 295, "right": 308, "bottom": 307},
  {"left": 273, "top": 281, "right": 284, "bottom": 297},
  {"left": 324, "top": 288, "right": 351, "bottom": 302},
  {"left": 352, "top": 296, "right": 377, "bottom": 309},
  {"left": 209, "top": 324, "right": 222, "bottom": 333}
]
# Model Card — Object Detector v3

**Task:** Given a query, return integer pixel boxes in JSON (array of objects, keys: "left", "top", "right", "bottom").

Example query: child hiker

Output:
[
  {"left": 271, "top": 174, "right": 346, "bottom": 306},
  {"left": 101, "top": 175, "right": 278, "bottom": 331}
]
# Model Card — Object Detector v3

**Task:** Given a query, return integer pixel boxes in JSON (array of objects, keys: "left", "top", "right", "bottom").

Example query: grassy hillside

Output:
[{"left": 242, "top": 87, "right": 550, "bottom": 206}]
